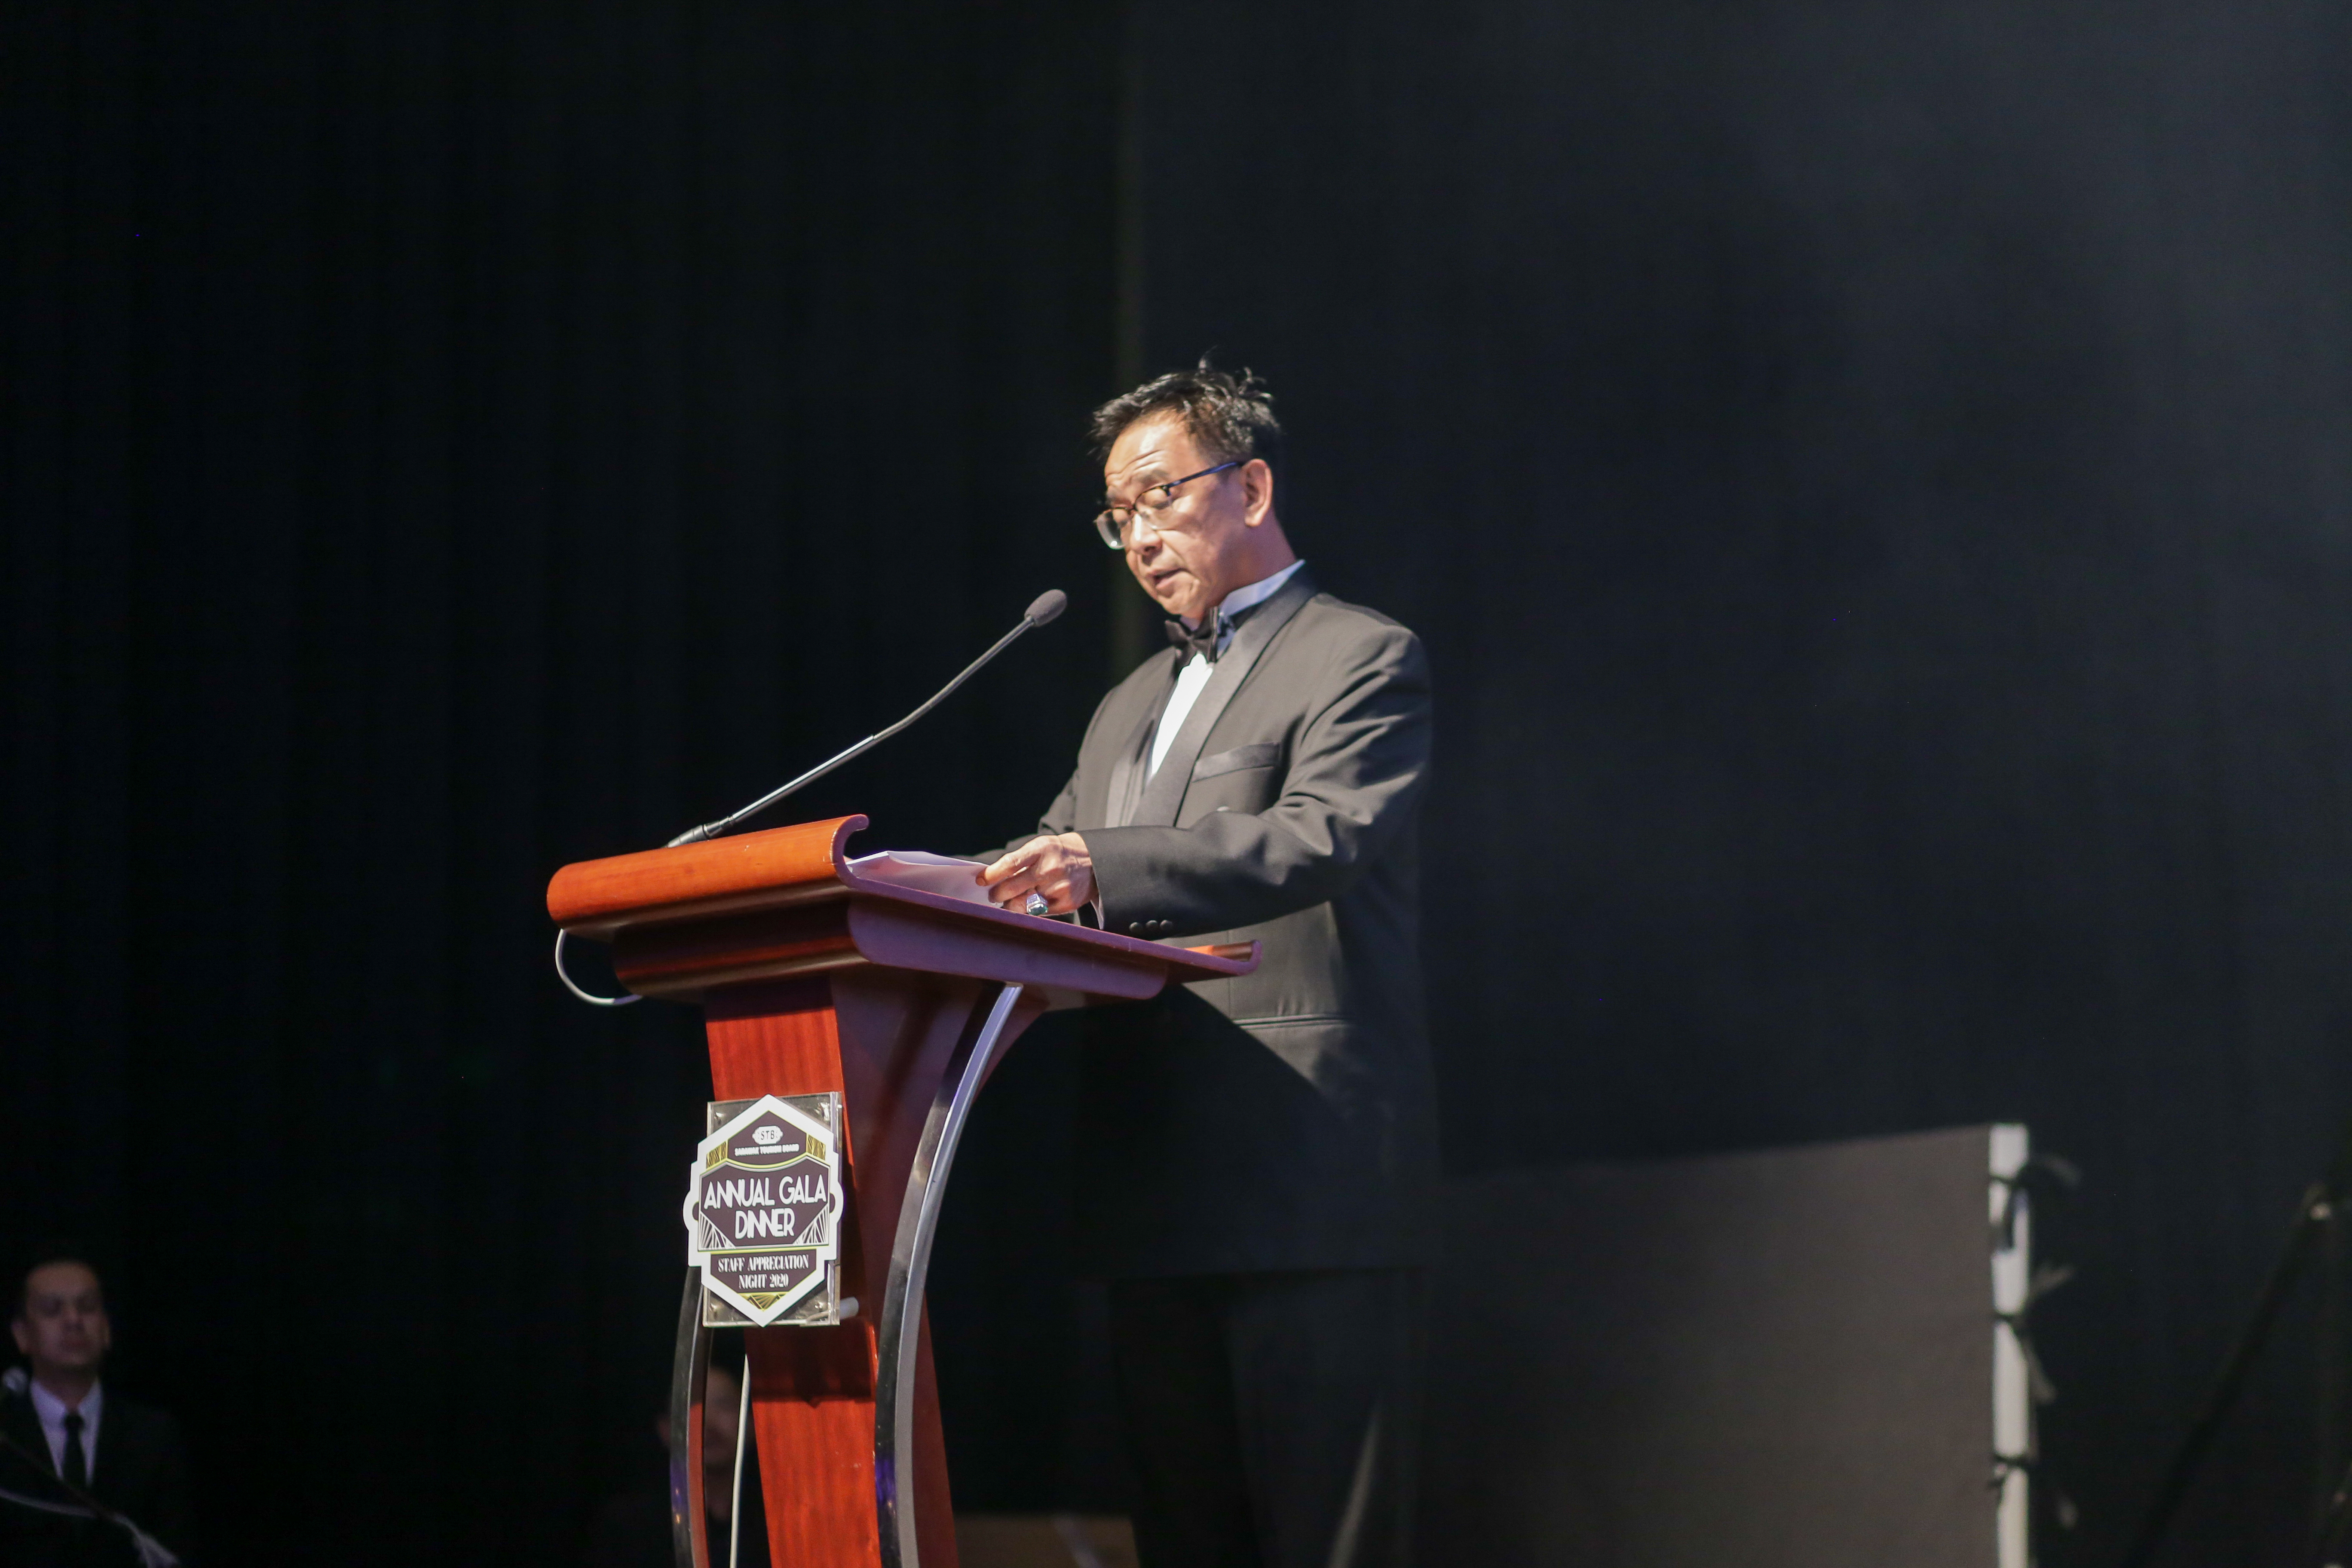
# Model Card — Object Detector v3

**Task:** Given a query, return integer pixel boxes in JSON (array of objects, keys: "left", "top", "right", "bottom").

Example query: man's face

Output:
[
  {"left": 1103, "top": 415, "right": 1271, "bottom": 623},
  {"left": 650, "top": 1363, "right": 744, "bottom": 1516},
  {"left": 11, "top": 1262, "right": 111, "bottom": 1383}
]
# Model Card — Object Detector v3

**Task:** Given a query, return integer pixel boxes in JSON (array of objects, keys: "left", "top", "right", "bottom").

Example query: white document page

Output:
[{"left": 845, "top": 850, "right": 995, "bottom": 907}]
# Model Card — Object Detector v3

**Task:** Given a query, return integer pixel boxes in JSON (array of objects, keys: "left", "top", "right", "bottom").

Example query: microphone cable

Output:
[{"left": 554, "top": 930, "right": 640, "bottom": 1008}]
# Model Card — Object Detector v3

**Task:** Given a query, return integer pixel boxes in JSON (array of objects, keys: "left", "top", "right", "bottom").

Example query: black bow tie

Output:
[{"left": 1166, "top": 612, "right": 1229, "bottom": 663}]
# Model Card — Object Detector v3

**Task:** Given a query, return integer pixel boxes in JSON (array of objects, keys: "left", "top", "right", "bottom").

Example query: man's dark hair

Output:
[{"left": 1090, "top": 357, "right": 1285, "bottom": 478}]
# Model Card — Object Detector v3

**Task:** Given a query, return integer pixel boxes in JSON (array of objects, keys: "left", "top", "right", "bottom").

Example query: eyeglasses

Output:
[{"left": 1093, "top": 460, "right": 1242, "bottom": 549}]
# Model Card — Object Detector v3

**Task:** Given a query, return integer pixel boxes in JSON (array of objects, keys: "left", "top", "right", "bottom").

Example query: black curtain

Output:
[
  {"left": 4, "top": 0, "right": 1120, "bottom": 1559},
  {"left": 1133, "top": 0, "right": 2352, "bottom": 1562},
  {"left": 15, "top": 0, "right": 2352, "bottom": 1563}
]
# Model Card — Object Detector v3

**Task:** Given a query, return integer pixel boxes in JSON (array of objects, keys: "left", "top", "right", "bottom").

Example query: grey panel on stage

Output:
[{"left": 1422, "top": 1125, "right": 1997, "bottom": 1566}]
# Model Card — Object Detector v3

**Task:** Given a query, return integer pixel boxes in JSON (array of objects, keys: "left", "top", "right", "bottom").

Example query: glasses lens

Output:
[{"left": 1094, "top": 509, "right": 1127, "bottom": 549}]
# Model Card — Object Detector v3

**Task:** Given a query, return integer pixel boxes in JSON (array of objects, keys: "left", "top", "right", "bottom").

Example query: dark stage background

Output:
[
  {"left": 1124, "top": 1, "right": 2352, "bottom": 1559},
  {"left": 9, "top": 0, "right": 2352, "bottom": 1564},
  {"left": 5, "top": 0, "right": 1127, "bottom": 1559}
]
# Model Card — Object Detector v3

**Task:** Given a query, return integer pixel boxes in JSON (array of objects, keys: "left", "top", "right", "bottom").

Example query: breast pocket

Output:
[{"left": 1193, "top": 741, "right": 1281, "bottom": 781}]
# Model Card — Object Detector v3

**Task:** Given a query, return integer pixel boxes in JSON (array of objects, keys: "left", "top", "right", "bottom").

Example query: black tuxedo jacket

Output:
[
  {"left": 0, "top": 1385, "right": 195, "bottom": 1567},
  {"left": 1022, "top": 567, "right": 1439, "bottom": 1275}
]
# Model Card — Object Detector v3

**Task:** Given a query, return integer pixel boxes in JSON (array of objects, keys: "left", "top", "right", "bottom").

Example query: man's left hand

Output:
[{"left": 980, "top": 833, "right": 1095, "bottom": 915}]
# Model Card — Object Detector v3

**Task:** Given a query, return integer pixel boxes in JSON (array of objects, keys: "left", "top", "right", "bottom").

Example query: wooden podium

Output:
[{"left": 546, "top": 815, "right": 1258, "bottom": 1568}]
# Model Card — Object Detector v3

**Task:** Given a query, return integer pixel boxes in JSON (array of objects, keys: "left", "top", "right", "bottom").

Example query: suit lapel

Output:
[
  {"left": 91, "top": 1396, "right": 126, "bottom": 1488},
  {"left": 1101, "top": 674, "right": 1170, "bottom": 831},
  {"left": 1130, "top": 568, "right": 1317, "bottom": 828},
  {"left": 1, "top": 1392, "right": 53, "bottom": 1478}
]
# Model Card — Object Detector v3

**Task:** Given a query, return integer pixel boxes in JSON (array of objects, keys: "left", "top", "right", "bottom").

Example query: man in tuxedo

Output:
[
  {"left": 980, "top": 364, "right": 1436, "bottom": 1568},
  {"left": 3, "top": 1257, "right": 195, "bottom": 1567}
]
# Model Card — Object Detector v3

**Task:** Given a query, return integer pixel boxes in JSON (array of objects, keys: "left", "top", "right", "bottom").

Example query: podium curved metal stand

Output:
[{"left": 548, "top": 815, "right": 1257, "bottom": 1568}]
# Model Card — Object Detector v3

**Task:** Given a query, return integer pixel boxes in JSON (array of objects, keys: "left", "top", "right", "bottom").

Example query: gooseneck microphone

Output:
[
  {"left": 666, "top": 588, "right": 1068, "bottom": 848},
  {"left": 556, "top": 588, "right": 1068, "bottom": 1008}
]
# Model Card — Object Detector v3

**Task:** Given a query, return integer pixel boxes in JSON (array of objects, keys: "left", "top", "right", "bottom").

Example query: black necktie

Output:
[{"left": 61, "top": 1410, "right": 87, "bottom": 1489}]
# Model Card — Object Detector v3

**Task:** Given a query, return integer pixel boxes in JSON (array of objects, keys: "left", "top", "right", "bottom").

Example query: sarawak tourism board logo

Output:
[{"left": 683, "top": 1094, "right": 846, "bottom": 1326}]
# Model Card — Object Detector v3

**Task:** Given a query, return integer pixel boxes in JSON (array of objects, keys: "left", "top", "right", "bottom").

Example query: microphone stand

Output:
[
  {"left": 2122, "top": 1105, "right": 2352, "bottom": 1568},
  {"left": 668, "top": 588, "right": 1066, "bottom": 846},
  {"left": 2317, "top": 1457, "right": 2352, "bottom": 1568}
]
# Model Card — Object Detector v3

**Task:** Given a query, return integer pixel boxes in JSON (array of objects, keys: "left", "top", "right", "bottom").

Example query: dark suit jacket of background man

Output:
[
  {"left": 1022, "top": 567, "right": 1439, "bottom": 1276},
  {"left": 0, "top": 1385, "right": 196, "bottom": 1568}
]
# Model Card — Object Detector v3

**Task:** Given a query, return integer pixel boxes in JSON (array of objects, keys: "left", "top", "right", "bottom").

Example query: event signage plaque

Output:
[{"left": 684, "top": 1093, "right": 846, "bottom": 1328}]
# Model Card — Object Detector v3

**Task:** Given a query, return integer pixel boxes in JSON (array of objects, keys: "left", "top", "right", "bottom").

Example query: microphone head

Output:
[{"left": 1025, "top": 588, "right": 1069, "bottom": 627}]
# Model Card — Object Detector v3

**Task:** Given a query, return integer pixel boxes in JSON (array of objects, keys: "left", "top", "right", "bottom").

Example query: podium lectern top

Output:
[{"left": 548, "top": 813, "right": 1256, "bottom": 1003}]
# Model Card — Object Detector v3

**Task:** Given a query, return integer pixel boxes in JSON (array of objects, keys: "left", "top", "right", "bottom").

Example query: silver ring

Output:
[{"left": 1024, "top": 892, "right": 1050, "bottom": 918}]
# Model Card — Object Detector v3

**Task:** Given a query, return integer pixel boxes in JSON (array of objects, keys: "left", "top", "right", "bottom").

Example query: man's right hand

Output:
[{"left": 979, "top": 833, "right": 1096, "bottom": 916}]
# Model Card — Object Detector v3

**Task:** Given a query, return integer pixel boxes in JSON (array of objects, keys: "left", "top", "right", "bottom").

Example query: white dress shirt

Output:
[
  {"left": 1147, "top": 560, "right": 1306, "bottom": 778},
  {"left": 30, "top": 1377, "right": 102, "bottom": 1481}
]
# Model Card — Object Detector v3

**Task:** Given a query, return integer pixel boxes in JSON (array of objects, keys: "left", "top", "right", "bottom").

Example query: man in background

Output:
[
  {"left": 2, "top": 1256, "right": 195, "bottom": 1566},
  {"left": 582, "top": 1359, "right": 768, "bottom": 1568}
]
